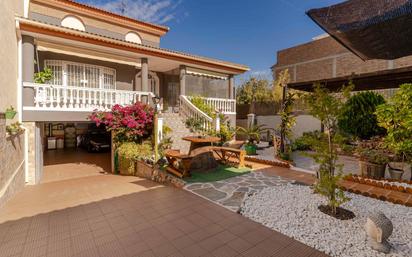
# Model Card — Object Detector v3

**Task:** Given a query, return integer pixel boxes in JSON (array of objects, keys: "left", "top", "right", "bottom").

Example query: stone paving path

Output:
[{"left": 184, "top": 172, "right": 293, "bottom": 212}]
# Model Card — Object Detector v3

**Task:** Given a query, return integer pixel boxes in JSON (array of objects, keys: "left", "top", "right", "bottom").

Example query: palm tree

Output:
[{"left": 236, "top": 124, "right": 269, "bottom": 144}]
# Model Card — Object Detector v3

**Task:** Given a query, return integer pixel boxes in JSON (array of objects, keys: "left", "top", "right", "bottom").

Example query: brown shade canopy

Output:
[
  {"left": 288, "top": 66, "right": 412, "bottom": 92},
  {"left": 307, "top": 0, "right": 412, "bottom": 60}
]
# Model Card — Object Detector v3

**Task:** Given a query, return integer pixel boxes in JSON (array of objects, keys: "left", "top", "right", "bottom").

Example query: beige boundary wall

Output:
[
  {"left": 237, "top": 114, "right": 321, "bottom": 141},
  {"left": 0, "top": 114, "right": 26, "bottom": 208},
  {"left": 0, "top": 1, "right": 26, "bottom": 206}
]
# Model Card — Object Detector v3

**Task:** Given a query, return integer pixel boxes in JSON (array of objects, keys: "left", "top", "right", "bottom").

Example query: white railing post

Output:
[
  {"left": 214, "top": 113, "right": 220, "bottom": 133},
  {"left": 23, "top": 82, "right": 155, "bottom": 112}
]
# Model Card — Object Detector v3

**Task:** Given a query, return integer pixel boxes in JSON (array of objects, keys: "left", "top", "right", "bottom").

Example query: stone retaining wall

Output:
[{"left": 0, "top": 113, "right": 26, "bottom": 208}]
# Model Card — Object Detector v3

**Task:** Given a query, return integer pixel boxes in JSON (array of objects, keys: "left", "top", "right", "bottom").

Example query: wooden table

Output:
[{"left": 182, "top": 136, "right": 221, "bottom": 155}]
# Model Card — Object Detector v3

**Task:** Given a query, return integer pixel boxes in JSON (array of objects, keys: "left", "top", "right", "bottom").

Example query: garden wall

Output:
[
  {"left": 0, "top": 114, "right": 26, "bottom": 208},
  {"left": 237, "top": 114, "right": 321, "bottom": 141}
]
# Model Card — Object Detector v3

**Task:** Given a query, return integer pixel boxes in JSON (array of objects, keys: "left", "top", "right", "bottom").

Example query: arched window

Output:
[
  {"left": 125, "top": 32, "right": 142, "bottom": 44},
  {"left": 61, "top": 15, "right": 86, "bottom": 31}
]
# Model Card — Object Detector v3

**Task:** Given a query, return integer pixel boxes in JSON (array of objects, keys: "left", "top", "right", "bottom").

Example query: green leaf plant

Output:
[
  {"left": 376, "top": 84, "right": 412, "bottom": 180},
  {"left": 304, "top": 83, "right": 353, "bottom": 215}
]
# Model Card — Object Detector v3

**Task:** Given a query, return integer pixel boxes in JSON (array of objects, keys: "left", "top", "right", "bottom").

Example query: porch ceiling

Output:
[{"left": 18, "top": 17, "right": 249, "bottom": 75}]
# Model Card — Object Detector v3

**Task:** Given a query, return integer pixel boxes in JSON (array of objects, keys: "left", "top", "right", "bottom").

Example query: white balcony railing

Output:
[
  {"left": 23, "top": 82, "right": 154, "bottom": 111},
  {"left": 179, "top": 95, "right": 213, "bottom": 131},
  {"left": 187, "top": 96, "right": 236, "bottom": 114}
]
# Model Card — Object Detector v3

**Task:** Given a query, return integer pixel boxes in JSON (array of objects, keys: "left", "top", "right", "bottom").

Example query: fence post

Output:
[
  {"left": 156, "top": 117, "right": 163, "bottom": 143},
  {"left": 247, "top": 113, "right": 255, "bottom": 128},
  {"left": 214, "top": 114, "right": 220, "bottom": 133}
]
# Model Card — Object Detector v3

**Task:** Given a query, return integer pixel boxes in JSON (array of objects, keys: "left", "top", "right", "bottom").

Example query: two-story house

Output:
[{"left": 12, "top": 0, "right": 248, "bottom": 186}]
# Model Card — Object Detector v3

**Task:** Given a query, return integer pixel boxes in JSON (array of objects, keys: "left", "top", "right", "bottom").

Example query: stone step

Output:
[{"left": 161, "top": 112, "right": 198, "bottom": 154}]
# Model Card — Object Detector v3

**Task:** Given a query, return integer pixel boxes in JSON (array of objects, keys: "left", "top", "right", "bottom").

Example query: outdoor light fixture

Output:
[{"left": 152, "top": 95, "right": 161, "bottom": 111}]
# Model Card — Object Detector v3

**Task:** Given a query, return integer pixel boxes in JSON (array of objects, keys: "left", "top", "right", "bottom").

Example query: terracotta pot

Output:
[{"left": 359, "top": 161, "right": 386, "bottom": 179}]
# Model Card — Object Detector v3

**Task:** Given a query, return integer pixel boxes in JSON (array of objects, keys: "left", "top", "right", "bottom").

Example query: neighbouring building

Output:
[
  {"left": 272, "top": 34, "right": 412, "bottom": 91},
  {"left": 0, "top": 0, "right": 248, "bottom": 204}
]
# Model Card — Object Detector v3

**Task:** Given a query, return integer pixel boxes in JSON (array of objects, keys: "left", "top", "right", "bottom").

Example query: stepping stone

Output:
[
  {"left": 192, "top": 188, "right": 227, "bottom": 201},
  {"left": 220, "top": 192, "right": 246, "bottom": 208},
  {"left": 186, "top": 184, "right": 205, "bottom": 190},
  {"left": 236, "top": 187, "right": 250, "bottom": 192},
  {"left": 219, "top": 184, "right": 238, "bottom": 194}
]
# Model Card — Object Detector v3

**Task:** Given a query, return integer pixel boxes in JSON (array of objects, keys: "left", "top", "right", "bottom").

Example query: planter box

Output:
[
  {"left": 359, "top": 161, "right": 386, "bottom": 179},
  {"left": 118, "top": 157, "right": 153, "bottom": 179}
]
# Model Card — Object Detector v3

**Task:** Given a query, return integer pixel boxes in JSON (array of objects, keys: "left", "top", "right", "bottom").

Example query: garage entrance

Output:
[{"left": 42, "top": 122, "right": 111, "bottom": 183}]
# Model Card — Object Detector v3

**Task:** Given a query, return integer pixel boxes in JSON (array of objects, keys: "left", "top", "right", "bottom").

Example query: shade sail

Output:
[{"left": 307, "top": 0, "right": 412, "bottom": 60}]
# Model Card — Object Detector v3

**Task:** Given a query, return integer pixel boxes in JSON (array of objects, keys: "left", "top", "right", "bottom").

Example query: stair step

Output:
[{"left": 161, "top": 112, "right": 198, "bottom": 154}]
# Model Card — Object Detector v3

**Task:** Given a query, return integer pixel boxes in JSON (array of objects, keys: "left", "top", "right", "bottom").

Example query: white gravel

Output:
[{"left": 241, "top": 184, "right": 412, "bottom": 257}]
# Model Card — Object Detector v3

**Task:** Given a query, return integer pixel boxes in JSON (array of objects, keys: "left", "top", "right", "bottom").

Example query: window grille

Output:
[{"left": 44, "top": 60, "right": 116, "bottom": 89}]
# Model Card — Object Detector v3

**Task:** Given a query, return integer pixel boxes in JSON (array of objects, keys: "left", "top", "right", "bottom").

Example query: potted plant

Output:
[
  {"left": 357, "top": 146, "right": 390, "bottom": 179},
  {"left": 5, "top": 106, "right": 17, "bottom": 119},
  {"left": 237, "top": 124, "right": 268, "bottom": 155},
  {"left": 376, "top": 83, "right": 412, "bottom": 181},
  {"left": 388, "top": 163, "right": 404, "bottom": 180},
  {"left": 6, "top": 122, "right": 23, "bottom": 135}
]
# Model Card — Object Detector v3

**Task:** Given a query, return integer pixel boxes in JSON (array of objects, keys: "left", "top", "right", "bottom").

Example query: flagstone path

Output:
[{"left": 184, "top": 172, "right": 293, "bottom": 212}]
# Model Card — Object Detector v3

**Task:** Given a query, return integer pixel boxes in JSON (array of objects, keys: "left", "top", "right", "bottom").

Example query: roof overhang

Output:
[
  {"left": 288, "top": 66, "right": 412, "bottom": 92},
  {"left": 31, "top": 0, "right": 169, "bottom": 37},
  {"left": 17, "top": 17, "right": 249, "bottom": 75}
]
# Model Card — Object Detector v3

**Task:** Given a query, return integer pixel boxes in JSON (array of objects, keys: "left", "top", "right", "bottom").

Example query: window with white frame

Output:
[{"left": 44, "top": 60, "right": 116, "bottom": 89}]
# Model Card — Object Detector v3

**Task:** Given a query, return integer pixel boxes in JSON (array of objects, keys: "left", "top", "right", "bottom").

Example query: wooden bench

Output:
[
  {"left": 210, "top": 147, "right": 246, "bottom": 168},
  {"left": 164, "top": 149, "right": 193, "bottom": 178}
]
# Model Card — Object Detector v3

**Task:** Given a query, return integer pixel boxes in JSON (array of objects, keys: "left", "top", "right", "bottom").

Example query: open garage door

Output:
[{"left": 42, "top": 122, "right": 111, "bottom": 183}]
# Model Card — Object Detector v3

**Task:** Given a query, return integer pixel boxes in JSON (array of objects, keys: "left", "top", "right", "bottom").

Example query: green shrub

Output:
[
  {"left": 117, "top": 142, "right": 153, "bottom": 162},
  {"left": 291, "top": 131, "right": 323, "bottom": 151},
  {"left": 338, "top": 91, "right": 386, "bottom": 139},
  {"left": 185, "top": 117, "right": 204, "bottom": 132},
  {"left": 190, "top": 95, "right": 215, "bottom": 118}
]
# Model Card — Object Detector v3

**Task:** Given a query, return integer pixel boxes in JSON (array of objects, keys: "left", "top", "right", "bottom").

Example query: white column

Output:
[
  {"left": 180, "top": 65, "right": 186, "bottom": 96},
  {"left": 141, "top": 58, "right": 149, "bottom": 92},
  {"left": 228, "top": 75, "right": 234, "bottom": 99}
]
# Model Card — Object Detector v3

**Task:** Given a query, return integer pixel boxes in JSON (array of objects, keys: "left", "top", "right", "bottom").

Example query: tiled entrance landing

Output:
[{"left": 0, "top": 174, "right": 328, "bottom": 257}]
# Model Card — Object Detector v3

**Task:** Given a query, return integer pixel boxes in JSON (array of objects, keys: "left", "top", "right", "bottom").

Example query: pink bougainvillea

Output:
[{"left": 89, "top": 102, "right": 154, "bottom": 143}]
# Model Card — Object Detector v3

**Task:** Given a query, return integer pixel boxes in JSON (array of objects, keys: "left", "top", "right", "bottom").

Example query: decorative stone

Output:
[{"left": 364, "top": 212, "right": 393, "bottom": 253}]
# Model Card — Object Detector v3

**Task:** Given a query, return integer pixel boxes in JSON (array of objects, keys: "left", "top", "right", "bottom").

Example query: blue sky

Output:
[{"left": 79, "top": 0, "right": 342, "bottom": 81}]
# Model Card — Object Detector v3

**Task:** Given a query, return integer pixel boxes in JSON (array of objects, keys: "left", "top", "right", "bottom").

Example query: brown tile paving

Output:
[{"left": 0, "top": 173, "right": 328, "bottom": 257}]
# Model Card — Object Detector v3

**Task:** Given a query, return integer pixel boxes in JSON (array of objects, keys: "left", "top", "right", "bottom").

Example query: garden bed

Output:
[{"left": 241, "top": 184, "right": 412, "bottom": 257}]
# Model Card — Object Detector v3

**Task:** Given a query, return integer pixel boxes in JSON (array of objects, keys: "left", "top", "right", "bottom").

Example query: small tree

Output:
[
  {"left": 277, "top": 92, "right": 296, "bottom": 157},
  {"left": 305, "top": 84, "right": 352, "bottom": 216},
  {"left": 376, "top": 84, "right": 412, "bottom": 180}
]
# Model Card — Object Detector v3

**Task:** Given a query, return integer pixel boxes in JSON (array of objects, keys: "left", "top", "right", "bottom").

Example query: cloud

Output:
[{"left": 83, "top": 0, "right": 183, "bottom": 24}]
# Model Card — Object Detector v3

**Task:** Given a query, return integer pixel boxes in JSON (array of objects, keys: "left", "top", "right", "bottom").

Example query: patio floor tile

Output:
[{"left": 0, "top": 174, "right": 327, "bottom": 257}]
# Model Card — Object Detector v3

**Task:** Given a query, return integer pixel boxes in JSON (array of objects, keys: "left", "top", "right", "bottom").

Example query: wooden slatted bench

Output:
[
  {"left": 210, "top": 147, "right": 246, "bottom": 168},
  {"left": 164, "top": 149, "right": 193, "bottom": 178}
]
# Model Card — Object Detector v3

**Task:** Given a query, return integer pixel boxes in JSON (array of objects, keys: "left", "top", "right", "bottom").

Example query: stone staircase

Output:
[{"left": 161, "top": 112, "right": 198, "bottom": 154}]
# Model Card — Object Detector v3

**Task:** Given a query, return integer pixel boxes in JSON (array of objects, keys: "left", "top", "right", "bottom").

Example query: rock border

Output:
[{"left": 345, "top": 175, "right": 412, "bottom": 194}]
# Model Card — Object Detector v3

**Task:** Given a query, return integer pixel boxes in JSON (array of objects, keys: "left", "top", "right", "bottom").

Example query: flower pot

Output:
[
  {"left": 359, "top": 161, "right": 386, "bottom": 179},
  {"left": 388, "top": 164, "right": 404, "bottom": 180},
  {"left": 5, "top": 110, "right": 17, "bottom": 119},
  {"left": 245, "top": 144, "right": 257, "bottom": 155}
]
